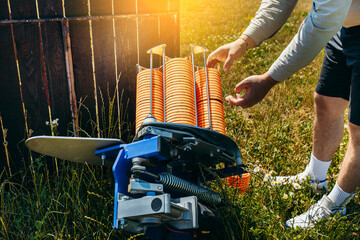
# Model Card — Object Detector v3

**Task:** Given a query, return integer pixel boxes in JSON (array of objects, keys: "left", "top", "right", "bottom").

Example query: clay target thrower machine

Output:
[{"left": 26, "top": 44, "right": 247, "bottom": 239}]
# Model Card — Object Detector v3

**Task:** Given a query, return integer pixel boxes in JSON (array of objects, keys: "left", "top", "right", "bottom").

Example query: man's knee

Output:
[
  {"left": 348, "top": 122, "right": 360, "bottom": 146},
  {"left": 314, "top": 92, "right": 348, "bottom": 118}
]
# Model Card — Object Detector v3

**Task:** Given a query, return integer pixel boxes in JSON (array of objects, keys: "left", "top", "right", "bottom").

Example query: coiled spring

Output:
[{"left": 158, "top": 172, "right": 221, "bottom": 205}]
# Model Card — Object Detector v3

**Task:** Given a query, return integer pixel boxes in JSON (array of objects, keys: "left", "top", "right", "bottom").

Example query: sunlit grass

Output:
[{"left": 181, "top": 0, "right": 360, "bottom": 239}]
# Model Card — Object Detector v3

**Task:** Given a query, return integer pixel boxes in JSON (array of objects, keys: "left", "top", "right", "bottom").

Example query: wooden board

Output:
[
  {"left": 159, "top": 14, "right": 179, "bottom": 58},
  {"left": 10, "top": 0, "right": 37, "bottom": 19},
  {"left": 114, "top": 0, "right": 136, "bottom": 15},
  {"left": 138, "top": 15, "right": 162, "bottom": 68},
  {"left": 26, "top": 136, "right": 124, "bottom": 165},
  {"left": 90, "top": 0, "right": 112, "bottom": 15},
  {"left": 42, "top": 21, "right": 72, "bottom": 135},
  {"left": 115, "top": 18, "right": 138, "bottom": 138},
  {"left": 0, "top": 0, "right": 9, "bottom": 20},
  {"left": 0, "top": 25, "right": 26, "bottom": 173},
  {"left": 37, "top": 0, "right": 63, "bottom": 18},
  {"left": 137, "top": 0, "right": 168, "bottom": 13},
  {"left": 14, "top": 23, "right": 52, "bottom": 136},
  {"left": 64, "top": 0, "right": 88, "bottom": 17},
  {"left": 69, "top": 20, "right": 95, "bottom": 135}
]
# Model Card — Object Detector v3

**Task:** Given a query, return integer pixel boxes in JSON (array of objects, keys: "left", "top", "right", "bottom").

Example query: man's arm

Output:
[
  {"left": 269, "top": 0, "right": 352, "bottom": 81},
  {"left": 243, "top": 0, "right": 298, "bottom": 45},
  {"left": 207, "top": 0, "right": 298, "bottom": 71}
]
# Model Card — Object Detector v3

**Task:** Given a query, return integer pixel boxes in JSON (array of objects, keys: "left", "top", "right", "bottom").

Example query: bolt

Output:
[
  {"left": 119, "top": 219, "right": 127, "bottom": 229},
  {"left": 147, "top": 127, "right": 152, "bottom": 132},
  {"left": 217, "top": 149, "right": 220, "bottom": 153},
  {"left": 210, "top": 152, "right": 214, "bottom": 157},
  {"left": 120, "top": 195, "right": 130, "bottom": 201},
  {"left": 137, "top": 225, "right": 144, "bottom": 232},
  {"left": 157, "top": 185, "right": 162, "bottom": 190},
  {"left": 101, "top": 155, "right": 106, "bottom": 166}
]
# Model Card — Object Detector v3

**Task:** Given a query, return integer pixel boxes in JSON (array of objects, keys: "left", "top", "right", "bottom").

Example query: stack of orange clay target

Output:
[
  {"left": 195, "top": 68, "right": 225, "bottom": 134},
  {"left": 135, "top": 69, "right": 164, "bottom": 132},
  {"left": 135, "top": 46, "right": 225, "bottom": 135},
  {"left": 165, "top": 58, "right": 196, "bottom": 126}
]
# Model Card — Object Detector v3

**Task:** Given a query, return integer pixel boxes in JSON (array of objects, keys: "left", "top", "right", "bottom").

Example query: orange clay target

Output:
[
  {"left": 135, "top": 69, "right": 164, "bottom": 132},
  {"left": 225, "top": 173, "right": 250, "bottom": 193}
]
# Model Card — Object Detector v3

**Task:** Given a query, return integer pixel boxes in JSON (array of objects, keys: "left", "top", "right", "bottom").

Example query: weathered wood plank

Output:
[
  {"left": 37, "top": 0, "right": 63, "bottom": 18},
  {"left": 64, "top": 0, "right": 87, "bottom": 17},
  {"left": 0, "top": 0, "right": 9, "bottom": 20},
  {"left": 168, "top": 0, "right": 180, "bottom": 12},
  {"left": 137, "top": 0, "right": 168, "bottom": 13},
  {"left": 69, "top": 20, "right": 95, "bottom": 136},
  {"left": 92, "top": 19, "right": 116, "bottom": 137},
  {"left": 0, "top": 25, "right": 26, "bottom": 173},
  {"left": 41, "top": 21, "right": 72, "bottom": 135},
  {"left": 138, "top": 15, "right": 162, "bottom": 68},
  {"left": 90, "top": 0, "right": 112, "bottom": 15},
  {"left": 114, "top": 0, "right": 136, "bottom": 15},
  {"left": 10, "top": 0, "right": 37, "bottom": 19},
  {"left": 13, "top": 23, "right": 51, "bottom": 136},
  {"left": 159, "top": 14, "right": 179, "bottom": 58},
  {"left": 115, "top": 18, "right": 138, "bottom": 137}
]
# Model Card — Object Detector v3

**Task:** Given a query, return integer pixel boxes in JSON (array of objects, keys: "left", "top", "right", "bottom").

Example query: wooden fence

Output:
[{"left": 0, "top": 0, "right": 180, "bottom": 175}]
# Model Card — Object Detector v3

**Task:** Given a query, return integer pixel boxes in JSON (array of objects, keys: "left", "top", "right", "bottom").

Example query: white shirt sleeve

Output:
[
  {"left": 268, "top": 0, "right": 353, "bottom": 81},
  {"left": 242, "top": 0, "right": 299, "bottom": 45}
]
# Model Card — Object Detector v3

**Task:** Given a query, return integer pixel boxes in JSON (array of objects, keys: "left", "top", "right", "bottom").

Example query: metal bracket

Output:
[
  {"left": 128, "top": 179, "right": 164, "bottom": 194},
  {"left": 116, "top": 194, "right": 198, "bottom": 233}
]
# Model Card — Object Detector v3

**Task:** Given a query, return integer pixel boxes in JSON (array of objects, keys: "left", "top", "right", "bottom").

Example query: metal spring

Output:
[{"left": 158, "top": 172, "right": 221, "bottom": 205}]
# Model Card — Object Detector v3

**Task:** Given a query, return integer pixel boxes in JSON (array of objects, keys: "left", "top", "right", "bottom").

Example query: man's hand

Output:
[
  {"left": 226, "top": 72, "right": 278, "bottom": 108},
  {"left": 207, "top": 36, "right": 256, "bottom": 72}
]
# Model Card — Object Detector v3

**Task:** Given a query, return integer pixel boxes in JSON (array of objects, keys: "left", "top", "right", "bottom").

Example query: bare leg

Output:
[
  {"left": 312, "top": 93, "right": 349, "bottom": 161},
  {"left": 337, "top": 122, "right": 360, "bottom": 193},
  {"left": 273, "top": 93, "right": 348, "bottom": 186}
]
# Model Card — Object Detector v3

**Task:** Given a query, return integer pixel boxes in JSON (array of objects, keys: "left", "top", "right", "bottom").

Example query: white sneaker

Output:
[
  {"left": 285, "top": 195, "right": 346, "bottom": 228},
  {"left": 266, "top": 171, "right": 328, "bottom": 190}
]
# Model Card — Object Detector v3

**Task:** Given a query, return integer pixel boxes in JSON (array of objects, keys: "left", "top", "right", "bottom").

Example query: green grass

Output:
[{"left": 1, "top": 0, "right": 360, "bottom": 239}]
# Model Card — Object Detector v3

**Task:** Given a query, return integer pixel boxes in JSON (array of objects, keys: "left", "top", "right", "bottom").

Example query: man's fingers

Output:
[
  {"left": 234, "top": 80, "right": 249, "bottom": 93},
  {"left": 207, "top": 51, "right": 220, "bottom": 67},
  {"left": 223, "top": 55, "right": 235, "bottom": 72},
  {"left": 226, "top": 95, "right": 246, "bottom": 107}
]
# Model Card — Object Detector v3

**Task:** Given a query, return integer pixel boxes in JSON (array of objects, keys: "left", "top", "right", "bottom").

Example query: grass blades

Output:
[{"left": 1, "top": 0, "right": 359, "bottom": 239}]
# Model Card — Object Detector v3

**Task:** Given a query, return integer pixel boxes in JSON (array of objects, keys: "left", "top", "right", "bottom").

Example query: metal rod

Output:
[
  {"left": 135, "top": 0, "right": 140, "bottom": 65},
  {"left": 148, "top": 51, "right": 153, "bottom": 117},
  {"left": 146, "top": 44, "right": 166, "bottom": 122},
  {"left": 203, "top": 51, "right": 212, "bottom": 129},
  {"left": 190, "top": 46, "right": 198, "bottom": 127},
  {"left": 136, "top": 64, "right": 141, "bottom": 73},
  {"left": 162, "top": 47, "right": 166, "bottom": 122},
  {"left": 150, "top": 52, "right": 153, "bottom": 116},
  {"left": 0, "top": 12, "right": 178, "bottom": 25}
]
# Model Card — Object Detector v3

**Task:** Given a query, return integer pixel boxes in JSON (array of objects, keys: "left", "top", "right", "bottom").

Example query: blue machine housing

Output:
[{"left": 95, "top": 122, "right": 245, "bottom": 236}]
